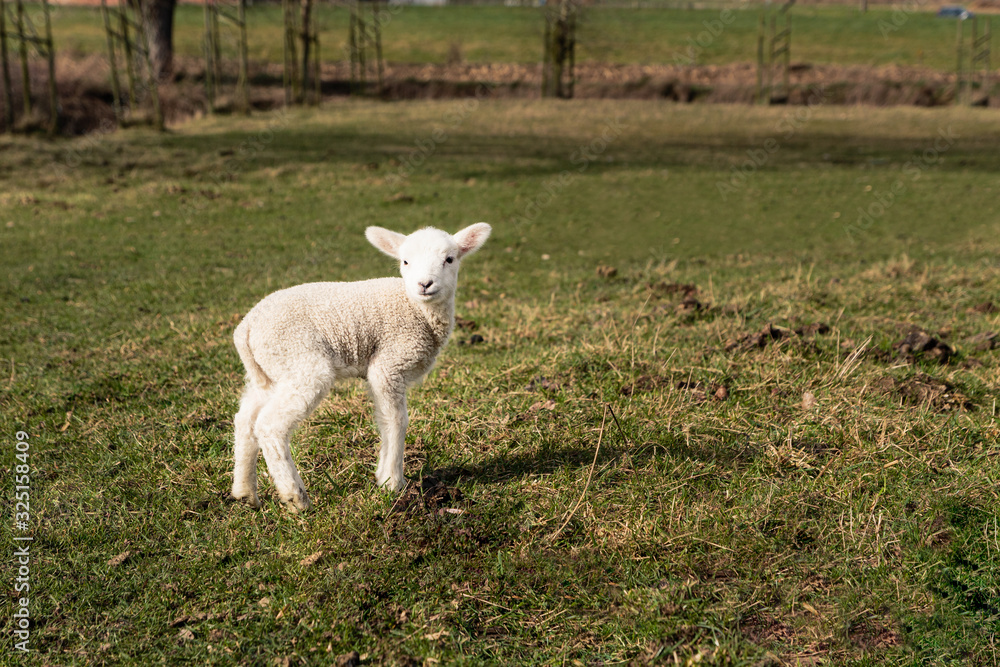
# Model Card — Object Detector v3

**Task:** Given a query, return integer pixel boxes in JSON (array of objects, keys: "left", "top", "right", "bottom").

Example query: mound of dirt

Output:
[
  {"left": 894, "top": 329, "right": 954, "bottom": 364},
  {"left": 389, "top": 476, "right": 465, "bottom": 518},
  {"left": 726, "top": 321, "right": 830, "bottom": 352},
  {"left": 871, "top": 373, "right": 973, "bottom": 411}
]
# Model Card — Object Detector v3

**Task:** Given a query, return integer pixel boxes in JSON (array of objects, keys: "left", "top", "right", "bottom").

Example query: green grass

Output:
[
  {"left": 48, "top": 4, "right": 968, "bottom": 69},
  {"left": 2, "top": 100, "right": 999, "bottom": 664}
]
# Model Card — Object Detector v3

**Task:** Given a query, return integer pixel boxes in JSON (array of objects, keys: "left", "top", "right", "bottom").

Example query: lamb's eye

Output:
[
  {"left": 445, "top": 256, "right": 454, "bottom": 264},
  {"left": 402, "top": 260, "right": 408, "bottom": 266}
]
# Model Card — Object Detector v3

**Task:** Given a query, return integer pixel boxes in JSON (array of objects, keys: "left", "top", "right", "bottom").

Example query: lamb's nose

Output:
[{"left": 419, "top": 280, "right": 434, "bottom": 291}]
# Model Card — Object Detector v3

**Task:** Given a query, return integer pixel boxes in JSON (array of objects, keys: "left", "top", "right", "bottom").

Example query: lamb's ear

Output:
[
  {"left": 453, "top": 223, "right": 492, "bottom": 258},
  {"left": 366, "top": 226, "right": 407, "bottom": 259}
]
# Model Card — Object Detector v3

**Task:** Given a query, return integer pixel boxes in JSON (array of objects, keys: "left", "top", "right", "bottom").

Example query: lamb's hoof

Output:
[
  {"left": 281, "top": 493, "right": 312, "bottom": 514},
  {"left": 377, "top": 475, "right": 407, "bottom": 493},
  {"left": 231, "top": 488, "right": 261, "bottom": 509}
]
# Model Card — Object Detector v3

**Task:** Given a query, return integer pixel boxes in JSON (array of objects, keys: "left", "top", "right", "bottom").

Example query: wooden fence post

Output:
[
  {"left": 42, "top": 0, "right": 55, "bottom": 133},
  {"left": 1, "top": 0, "right": 14, "bottom": 130},
  {"left": 102, "top": 0, "right": 123, "bottom": 119}
]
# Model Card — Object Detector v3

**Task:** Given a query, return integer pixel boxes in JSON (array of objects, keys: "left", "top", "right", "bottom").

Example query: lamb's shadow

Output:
[{"left": 424, "top": 428, "right": 760, "bottom": 488}]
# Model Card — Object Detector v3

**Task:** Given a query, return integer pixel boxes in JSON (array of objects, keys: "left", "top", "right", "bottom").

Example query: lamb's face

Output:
[
  {"left": 397, "top": 229, "right": 462, "bottom": 304},
  {"left": 366, "top": 223, "right": 491, "bottom": 306}
]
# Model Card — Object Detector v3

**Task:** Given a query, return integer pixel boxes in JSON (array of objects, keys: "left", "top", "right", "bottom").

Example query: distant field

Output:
[
  {"left": 48, "top": 4, "right": 970, "bottom": 69},
  {"left": 2, "top": 100, "right": 999, "bottom": 663}
]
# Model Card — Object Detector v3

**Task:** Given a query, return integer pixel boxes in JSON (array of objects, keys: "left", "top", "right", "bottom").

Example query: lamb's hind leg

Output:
[
  {"left": 255, "top": 376, "right": 331, "bottom": 513},
  {"left": 232, "top": 384, "right": 268, "bottom": 507}
]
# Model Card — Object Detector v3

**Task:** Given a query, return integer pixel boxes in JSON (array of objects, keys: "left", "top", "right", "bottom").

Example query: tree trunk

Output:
[
  {"left": 300, "top": 0, "right": 312, "bottom": 103},
  {"left": 142, "top": 0, "right": 176, "bottom": 80}
]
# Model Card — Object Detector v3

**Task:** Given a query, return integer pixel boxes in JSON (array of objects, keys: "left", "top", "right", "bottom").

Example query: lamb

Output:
[{"left": 230, "top": 223, "right": 492, "bottom": 513}]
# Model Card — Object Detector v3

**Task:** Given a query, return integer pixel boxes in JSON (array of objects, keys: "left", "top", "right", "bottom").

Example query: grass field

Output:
[
  {"left": 46, "top": 4, "right": 969, "bottom": 70},
  {"left": 2, "top": 99, "right": 999, "bottom": 665}
]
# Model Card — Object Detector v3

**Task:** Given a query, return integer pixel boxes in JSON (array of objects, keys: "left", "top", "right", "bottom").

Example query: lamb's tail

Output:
[{"left": 234, "top": 318, "right": 272, "bottom": 391}]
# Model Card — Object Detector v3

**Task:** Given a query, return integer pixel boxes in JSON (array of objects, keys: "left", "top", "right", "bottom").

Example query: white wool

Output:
[{"left": 231, "top": 223, "right": 491, "bottom": 512}]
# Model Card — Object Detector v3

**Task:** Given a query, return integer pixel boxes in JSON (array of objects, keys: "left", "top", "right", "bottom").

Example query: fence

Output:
[
  {"left": 3, "top": 1, "right": 1000, "bottom": 134},
  {"left": 956, "top": 16, "right": 992, "bottom": 105},
  {"left": 345, "top": 0, "right": 385, "bottom": 96},
  {"left": 542, "top": 0, "right": 577, "bottom": 98},
  {"left": 203, "top": 0, "right": 250, "bottom": 113},
  {"left": 101, "top": 0, "right": 163, "bottom": 129},
  {"left": 756, "top": 2, "right": 791, "bottom": 104},
  {"left": 0, "top": 0, "right": 56, "bottom": 133}
]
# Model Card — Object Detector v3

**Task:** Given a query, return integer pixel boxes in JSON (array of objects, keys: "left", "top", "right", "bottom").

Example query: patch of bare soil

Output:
[
  {"left": 0, "top": 53, "right": 987, "bottom": 135},
  {"left": 894, "top": 329, "right": 954, "bottom": 364},
  {"left": 635, "top": 282, "right": 717, "bottom": 327},
  {"left": 847, "top": 617, "right": 902, "bottom": 651},
  {"left": 389, "top": 475, "right": 465, "bottom": 518},
  {"left": 619, "top": 375, "right": 729, "bottom": 401},
  {"left": 740, "top": 612, "right": 795, "bottom": 646},
  {"left": 725, "top": 321, "right": 830, "bottom": 352},
  {"left": 870, "top": 373, "right": 974, "bottom": 411}
]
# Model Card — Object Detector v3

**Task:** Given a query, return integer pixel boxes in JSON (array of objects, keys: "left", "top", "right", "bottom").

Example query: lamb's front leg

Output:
[{"left": 369, "top": 374, "right": 408, "bottom": 492}]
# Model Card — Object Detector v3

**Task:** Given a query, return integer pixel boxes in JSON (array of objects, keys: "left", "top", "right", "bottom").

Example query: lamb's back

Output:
[{"left": 243, "top": 277, "right": 435, "bottom": 381}]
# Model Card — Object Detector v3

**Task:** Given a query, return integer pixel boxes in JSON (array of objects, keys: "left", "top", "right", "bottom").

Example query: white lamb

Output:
[{"left": 231, "top": 223, "right": 492, "bottom": 512}]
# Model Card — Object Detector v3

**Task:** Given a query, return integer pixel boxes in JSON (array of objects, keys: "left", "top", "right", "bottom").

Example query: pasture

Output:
[
  {"left": 1, "top": 100, "right": 999, "bottom": 664},
  {"left": 47, "top": 4, "right": 969, "bottom": 70}
]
